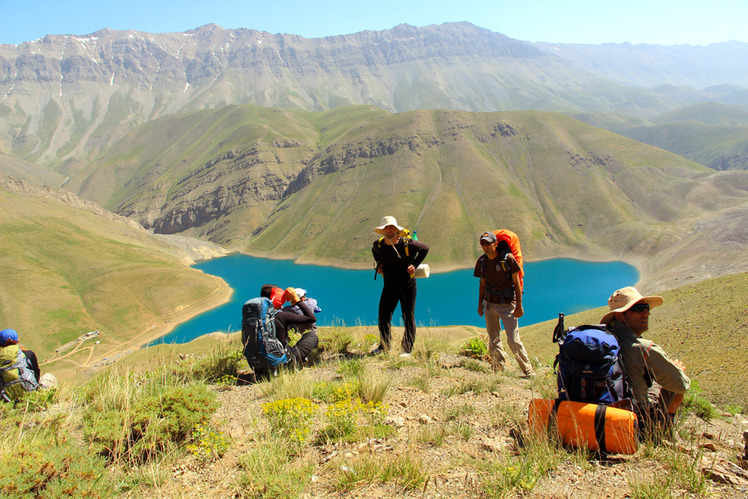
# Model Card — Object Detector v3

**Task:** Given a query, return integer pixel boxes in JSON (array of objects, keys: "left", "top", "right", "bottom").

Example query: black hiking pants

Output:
[
  {"left": 378, "top": 278, "right": 417, "bottom": 353},
  {"left": 253, "top": 331, "right": 319, "bottom": 380},
  {"left": 290, "top": 331, "right": 319, "bottom": 362}
]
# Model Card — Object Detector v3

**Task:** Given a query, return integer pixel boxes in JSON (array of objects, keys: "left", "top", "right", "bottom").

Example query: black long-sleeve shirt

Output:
[
  {"left": 274, "top": 300, "right": 316, "bottom": 346},
  {"left": 372, "top": 238, "right": 429, "bottom": 284}
]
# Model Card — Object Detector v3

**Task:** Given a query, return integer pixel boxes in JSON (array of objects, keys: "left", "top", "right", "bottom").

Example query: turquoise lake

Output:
[{"left": 150, "top": 254, "right": 638, "bottom": 345}]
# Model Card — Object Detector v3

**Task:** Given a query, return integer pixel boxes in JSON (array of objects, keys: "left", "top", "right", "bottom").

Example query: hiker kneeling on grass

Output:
[
  {"left": 244, "top": 285, "right": 318, "bottom": 378},
  {"left": 1, "top": 328, "right": 57, "bottom": 403},
  {"left": 601, "top": 287, "right": 690, "bottom": 434}
]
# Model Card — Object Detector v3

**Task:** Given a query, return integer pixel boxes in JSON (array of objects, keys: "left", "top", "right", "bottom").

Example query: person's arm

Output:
[
  {"left": 406, "top": 240, "right": 429, "bottom": 276},
  {"left": 410, "top": 240, "right": 429, "bottom": 269},
  {"left": 645, "top": 343, "right": 690, "bottom": 394},
  {"left": 372, "top": 241, "right": 383, "bottom": 275},
  {"left": 277, "top": 300, "right": 316, "bottom": 327},
  {"left": 511, "top": 271, "right": 523, "bottom": 318},
  {"left": 478, "top": 278, "right": 486, "bottom": 316}
]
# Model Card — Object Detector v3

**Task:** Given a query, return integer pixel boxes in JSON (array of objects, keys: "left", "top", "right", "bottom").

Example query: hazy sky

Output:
[{"left": 1, "top": 0, "right": 746, "bottom": 46}]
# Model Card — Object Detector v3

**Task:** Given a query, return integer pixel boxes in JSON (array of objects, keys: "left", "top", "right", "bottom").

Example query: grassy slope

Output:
[
  {"left": 126, "top": 273, "right": 747, "bottom": 410},
  {"left": 575, "top": 103, "right": 748, "bottom": 169},
  {"left": 0, "top": 152, "right": 67, "bottom": 186},
  {"left": 0, "top": 181, "right": 230, "bottom": 367},
  {"left": 626, "top": 122, "right": 748, "bottom": 167},
  {"left": 520, "top": 272, "right": 748, "bottom": 410}
]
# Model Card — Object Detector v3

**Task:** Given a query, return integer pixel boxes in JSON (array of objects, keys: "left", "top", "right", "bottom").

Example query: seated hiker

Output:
[
  {"left": 600, "top": 287, "right": 690, "bottom": 433},
  {"left": 281, "top": 287, "right": 322, "bottom": 335},
  {"left": 1, "top": 328, "right": 56, "bottom": 403},
  {"left": 259, "top": 285, "right": 319, "bottom": 365}
]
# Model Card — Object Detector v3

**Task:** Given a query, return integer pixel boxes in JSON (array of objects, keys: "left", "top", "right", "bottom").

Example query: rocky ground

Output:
[{"left": 128, "top": 351, "right": 748, "bottom": 498}]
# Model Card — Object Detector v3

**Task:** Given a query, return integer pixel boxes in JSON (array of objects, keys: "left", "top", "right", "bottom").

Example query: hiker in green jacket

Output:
[
  {"left": 1, "top": 328, "right": 56, "bottom": 402},
  {"left": 601, "top": 287, "right": 690, "bottom": 431}
]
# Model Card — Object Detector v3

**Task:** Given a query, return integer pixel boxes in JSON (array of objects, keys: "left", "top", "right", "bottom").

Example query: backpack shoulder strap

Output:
[{"left": 373, "top": 237, "right": 385, "bottom": 261}]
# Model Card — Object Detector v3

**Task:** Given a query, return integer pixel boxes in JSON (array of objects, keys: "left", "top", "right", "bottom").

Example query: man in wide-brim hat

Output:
[
  {"left": 602, "top": 286, "right": 690, "bottom": 431},
  {"left": 371, "top": 216, "right": 429, "bottom": 356}
]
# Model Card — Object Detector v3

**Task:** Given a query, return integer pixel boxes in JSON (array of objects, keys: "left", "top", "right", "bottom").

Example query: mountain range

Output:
[
  {"left": 1, "top": 22, "right": 747, "bottom": 292},
  {"left": 2, "top": 22, "right": 747, "bottom": 171}
]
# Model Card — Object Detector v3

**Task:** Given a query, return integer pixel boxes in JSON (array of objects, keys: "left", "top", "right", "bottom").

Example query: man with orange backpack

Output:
[{"left": 474, "top": 231, "right": 535, "bottom": 377}]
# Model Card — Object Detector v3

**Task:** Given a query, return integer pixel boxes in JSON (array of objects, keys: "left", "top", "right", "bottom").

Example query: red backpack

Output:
[{"left": 492, "top": 229, "right": 524, "bottom": 289}]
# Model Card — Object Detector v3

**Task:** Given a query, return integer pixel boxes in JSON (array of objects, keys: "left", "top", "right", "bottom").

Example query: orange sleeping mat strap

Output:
[{"left": 529, "top": 398, "right": 638, "bottom": 455}]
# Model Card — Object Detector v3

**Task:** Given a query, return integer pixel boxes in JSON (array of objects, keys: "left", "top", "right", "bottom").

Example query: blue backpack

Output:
[
  {"left": 553, "top": 314, "right": 631, "bottom": 404},
  {"left": 241, "top": 297, "right": 289, "bottom": 369}
]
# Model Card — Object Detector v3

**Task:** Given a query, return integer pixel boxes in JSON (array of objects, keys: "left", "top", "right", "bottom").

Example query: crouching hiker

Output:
[
  {"left": 601, "top": 287, "right": 690, "bottom": 436},
  {"left": 242, "top": 286, "right": 319, "bottom": 379},
  {"left": 1, "top": 328, "right": 57, "bottom": 403}
]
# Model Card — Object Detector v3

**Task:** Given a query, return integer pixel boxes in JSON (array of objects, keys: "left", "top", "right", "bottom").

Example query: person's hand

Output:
[
  {"left": 285, "top": 287, "right": 300, "bottom": 304},
  {"left": 478, "top": 302, "right": 484, "bottom": 317},
  {"left": 407, "top": 264, "right": 416, "bottom": 276},
  {"left": 514, "top": 304, "right": 524, "bottom": 319},
  {"left": 672, "top": 359, "right": 686, "bottom": 371}
]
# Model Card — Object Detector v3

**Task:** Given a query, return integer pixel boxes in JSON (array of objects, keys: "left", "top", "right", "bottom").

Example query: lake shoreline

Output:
[
  {"left": 210, "top": 248, "right": 649, "bottom": 287},
  {"left": 145, "top": 253, "right": 639, "bottom": 347}
]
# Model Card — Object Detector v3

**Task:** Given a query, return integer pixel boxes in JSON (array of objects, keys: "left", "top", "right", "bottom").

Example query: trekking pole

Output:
[{"left": 552, "top": 313, "right": 565, "bottom": 343}]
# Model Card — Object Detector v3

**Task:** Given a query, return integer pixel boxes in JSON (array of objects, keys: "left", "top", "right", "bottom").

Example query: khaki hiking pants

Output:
[{"left": 483, "top": 302, "right": 534, "bottom": 375}]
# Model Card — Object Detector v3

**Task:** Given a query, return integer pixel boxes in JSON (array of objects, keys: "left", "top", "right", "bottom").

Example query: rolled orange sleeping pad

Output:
[{"left": 528, "top": 398, "right": 638, "bottom": 455}]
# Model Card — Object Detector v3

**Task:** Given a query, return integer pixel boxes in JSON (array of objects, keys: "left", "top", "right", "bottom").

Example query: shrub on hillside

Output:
[
  {"left": 0, "top": 439, "right": 112, "bottom": 498},
  {"left": 0, "top": 405, "right": 111, "bottom": 498},
  {"left": 84, "top": 384, "right": 219, "bottom": 463},
  {"left": 682, "top": 380, "right": 718, "bottom": 421},
  {"left": 460, "top": 337, "right": 488, "bottom": 360}
]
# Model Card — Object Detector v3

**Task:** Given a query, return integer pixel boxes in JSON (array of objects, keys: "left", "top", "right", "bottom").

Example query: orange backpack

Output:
[{"left": 492, "top": 229, "right": 524, "bottom": 289}]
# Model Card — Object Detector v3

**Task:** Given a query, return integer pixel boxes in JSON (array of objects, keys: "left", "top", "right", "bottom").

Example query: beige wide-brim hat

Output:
[
  {"left": 600, "top": 286, "right": 664, "bottom": 324},
  {"left": 374, "top": 215, "right": 405, "bottom": 235}
]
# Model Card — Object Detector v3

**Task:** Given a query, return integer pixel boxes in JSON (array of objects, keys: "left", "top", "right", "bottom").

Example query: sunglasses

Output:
[{"left": 628, "top": 303, "right": 650, "bottom": 313}]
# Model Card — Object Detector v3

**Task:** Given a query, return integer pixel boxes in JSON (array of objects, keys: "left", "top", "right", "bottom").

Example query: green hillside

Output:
[
  {"left": 0, "top": 177, "right": 230, "bottom": 367},
  {"left": 60, "top": 105, "right": 748, "bottom": 291},
  {"left": 574, "top": 103, "right": 748, "bottom": 171},
  {"left": 0, "top": 152, "right": 66, "bottom": 186},
  {"left": 626, "top": 122, "right": 748, "bottom": 170},
  {"left": 650, "top": 102, "right": 748, "bottom": 127}
]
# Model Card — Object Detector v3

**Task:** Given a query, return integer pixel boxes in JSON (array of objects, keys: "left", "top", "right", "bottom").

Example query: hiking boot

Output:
[
  {"left": 289, "top": 354, "right": 299, "bottom": 371},
  {"left": 370, "top": 345, "right": 388, "bottom": 355}
]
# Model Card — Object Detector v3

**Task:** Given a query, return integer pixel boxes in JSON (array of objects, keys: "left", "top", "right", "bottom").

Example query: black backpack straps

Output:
[
  {"left": 594, "top": 404, "right": 608, "bottom": 454},
  {"left": 547, "top": 398, "right": 564, "bottom": 441}
]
